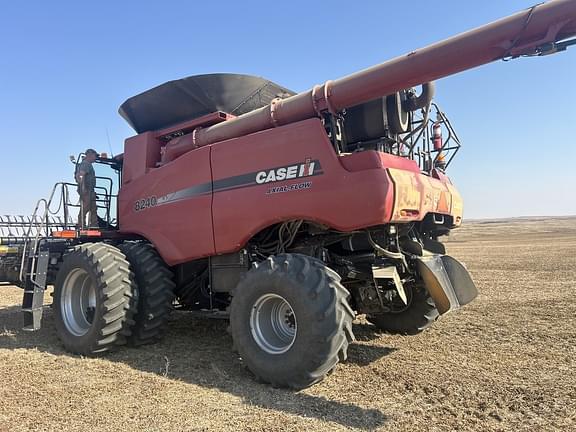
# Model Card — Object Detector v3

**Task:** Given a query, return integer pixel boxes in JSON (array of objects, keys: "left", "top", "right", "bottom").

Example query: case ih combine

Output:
[{"left": 1, "top": 0, "right": 575, "bottom": 389}]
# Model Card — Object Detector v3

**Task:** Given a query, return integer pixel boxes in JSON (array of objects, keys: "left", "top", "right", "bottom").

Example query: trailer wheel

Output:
[
  {"left": 367, "top": 285, "right": 439, "bottom": 335},
  {"left": 119, "top": 242, "right": 175, "bottom": 346},
  {"left": 230, "top": 253, "right": 355, "bottom": 389},
  {"left": 53, "top": 243, "right": 135, "bottom": 355}
]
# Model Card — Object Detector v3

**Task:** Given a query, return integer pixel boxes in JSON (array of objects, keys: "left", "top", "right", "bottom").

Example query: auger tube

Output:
[{"left": 173, "top": 0, "right": 576, "bottom": 151}]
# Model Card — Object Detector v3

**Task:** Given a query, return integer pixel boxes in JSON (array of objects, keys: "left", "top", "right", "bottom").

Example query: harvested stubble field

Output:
[{"left": 1, "top": 217, "right": 575, "bottom": 431}]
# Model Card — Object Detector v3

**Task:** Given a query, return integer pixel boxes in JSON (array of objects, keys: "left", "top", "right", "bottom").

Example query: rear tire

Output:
[
  {"left": 367, "top": 285, "right": 439, "bottom": 335},
  {"left": 119, "top": 242, "right": 175, "bottom": 346},
  {"left": 230, "top": 253, "right": 355, "bottom": 389},
  {"left": 53, "top": 243, "right": 134, "bottom": 355}
]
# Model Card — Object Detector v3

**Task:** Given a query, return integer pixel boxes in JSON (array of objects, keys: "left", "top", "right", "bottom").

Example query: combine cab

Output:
[{"left": 1, "top": 0, "right": 575, "bottom": 389}]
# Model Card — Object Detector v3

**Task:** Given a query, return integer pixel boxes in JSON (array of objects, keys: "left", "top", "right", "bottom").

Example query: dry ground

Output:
[{"left": 1, "top": 217, "right": 575, "bottom": 431}]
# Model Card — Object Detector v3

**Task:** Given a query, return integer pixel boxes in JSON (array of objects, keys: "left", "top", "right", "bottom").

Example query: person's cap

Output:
[{"left": 85, "top": 148, "right": 98, "bottom": 156}]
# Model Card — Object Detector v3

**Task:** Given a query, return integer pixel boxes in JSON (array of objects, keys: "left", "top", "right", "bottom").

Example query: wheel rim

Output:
[
  {"left": 250, "top": 293, "right": 297, "bottom": 354},
  {"left": 60, "top": 268, "right": 97, "bottom": 336}
]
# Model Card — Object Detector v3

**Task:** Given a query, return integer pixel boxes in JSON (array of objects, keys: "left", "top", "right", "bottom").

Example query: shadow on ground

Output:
[
  {"left": 352, "top": 322, "right": 393, "bottom": 342},
  {"left": 0, "top": 304, "right": 391, "bottom": 430}
]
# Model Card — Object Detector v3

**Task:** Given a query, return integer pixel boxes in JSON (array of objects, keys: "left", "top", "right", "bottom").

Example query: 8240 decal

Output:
[{"left": 134, "top": 196, "right": 157, "bottom": 212}]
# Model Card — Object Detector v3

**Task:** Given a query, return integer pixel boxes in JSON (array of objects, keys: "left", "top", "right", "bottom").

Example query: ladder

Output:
[{"left": 16, "top": 183, "right": 76, "bottom": 331}]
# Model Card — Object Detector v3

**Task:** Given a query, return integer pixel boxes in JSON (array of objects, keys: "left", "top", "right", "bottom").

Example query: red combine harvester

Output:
[{"left": 1, "top": 0, "right": 575, "bottom": 388}]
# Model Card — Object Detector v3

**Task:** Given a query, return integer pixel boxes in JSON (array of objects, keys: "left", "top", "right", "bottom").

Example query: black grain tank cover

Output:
[{"left": 119, "top": 73, "right": 296, "bottom": 133}]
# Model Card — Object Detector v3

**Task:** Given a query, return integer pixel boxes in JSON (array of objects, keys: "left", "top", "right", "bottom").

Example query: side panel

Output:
[
  {"left": 122, "top": 131, "right": 163, "bottom": 183},
  {"left": 386, "top": 168, "right": 463, "bottom": 224},
  {"left": 118, "top": 146, "right": 214, "bottom": 265},
  {"left": 211, "top": 119, "right": 394, "bottom": 254}
]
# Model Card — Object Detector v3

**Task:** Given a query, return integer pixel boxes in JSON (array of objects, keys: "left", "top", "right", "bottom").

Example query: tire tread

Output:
[
  {"left": 119, "top": 242, "right": 175, "bottom": 346},
  {"left": 230, "top": 253, "right": 355, "bottom": 389},
  {"left": 53, "top": 242, "right": 135, "bottom": 355}
]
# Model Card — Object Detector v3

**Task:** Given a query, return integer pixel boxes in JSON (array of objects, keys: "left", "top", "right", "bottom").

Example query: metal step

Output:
[
  {"left": 22, "top": 307, "right": 44, "bottom": 332},
  {"left": 21, "top": 250, "right": 49, "bottom": 331}
]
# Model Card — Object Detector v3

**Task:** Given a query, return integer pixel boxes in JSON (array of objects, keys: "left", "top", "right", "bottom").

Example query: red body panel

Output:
[
  {"left": 119, "top": 119, "right": 461, "bottom": 265},
  {"left": 123, "top": 132, "right": 163, "bottom": 183},
  {"left": 210, "top": 119, "right": 394, "bottom": 254},
  {"left": 119, "top": 145, "right": 215, "bottom": 264},
  {"left": 339, "top": 150, "right": 420, "bottom": 173}
]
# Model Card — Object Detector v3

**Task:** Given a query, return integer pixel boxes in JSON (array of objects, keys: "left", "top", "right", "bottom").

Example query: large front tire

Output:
[
  {"left": 53, "top": 243, "right": 134, "bottom": 355},
  {"left": 230, "top": 254, "right": 355, "bottom": 389}
]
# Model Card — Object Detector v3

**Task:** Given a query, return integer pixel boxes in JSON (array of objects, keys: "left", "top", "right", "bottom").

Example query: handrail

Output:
[
  {"left": 16, "top": 177, "right": 116, "bottom": 284},
  {"left": 386, "top": 102, "right": 461, "bottom": 174},
  {"left": 18, "top": 181, "right": 69, "bottom": 282}
]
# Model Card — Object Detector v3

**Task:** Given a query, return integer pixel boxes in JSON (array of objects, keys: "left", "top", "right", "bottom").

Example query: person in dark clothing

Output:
[{"left": 75, "top": 149, "right": 99, "bottom": 228}]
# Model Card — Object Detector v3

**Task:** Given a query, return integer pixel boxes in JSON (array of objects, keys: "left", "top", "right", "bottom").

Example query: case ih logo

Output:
[
  {"left": 134, "top": 159, "right": 323, "bottom": 211},
  {"left": 255, "top": 159, "right": 318, "bottom": 184}
]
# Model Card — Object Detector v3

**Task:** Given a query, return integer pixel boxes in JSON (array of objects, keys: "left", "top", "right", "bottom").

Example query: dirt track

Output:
[{"left": 1, "top": 217, "right": 575, "bottom": 431}]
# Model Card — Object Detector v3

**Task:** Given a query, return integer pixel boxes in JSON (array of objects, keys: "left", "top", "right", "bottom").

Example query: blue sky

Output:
[{"left": 1, "top": 0, "right": 574, "bottom": 218}]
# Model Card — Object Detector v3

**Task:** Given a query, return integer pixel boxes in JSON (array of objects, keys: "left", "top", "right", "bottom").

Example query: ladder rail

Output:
[{"left": 18, "top": 182, "right": 72, "bottom": 283}]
